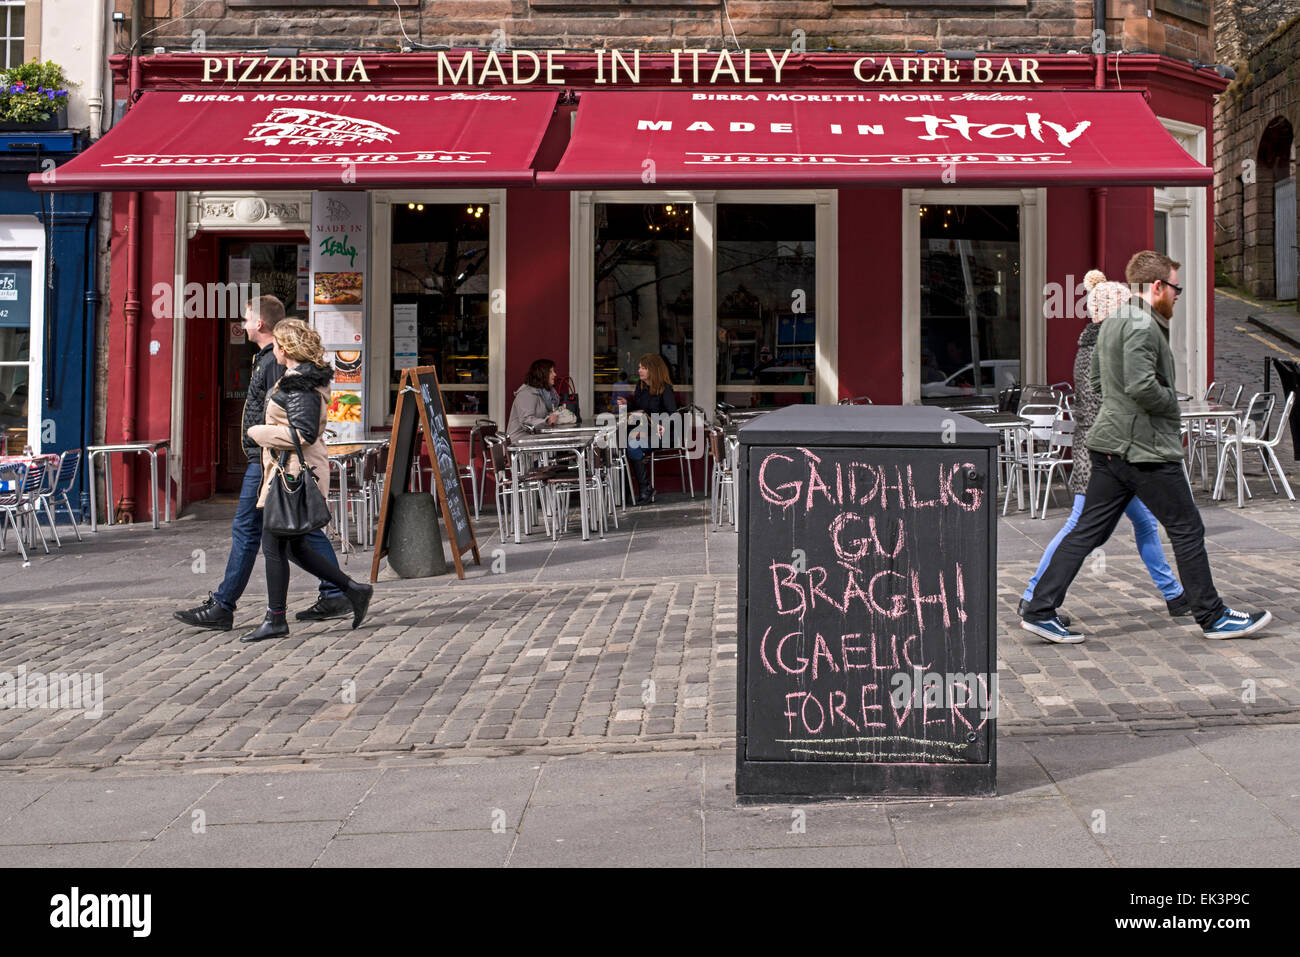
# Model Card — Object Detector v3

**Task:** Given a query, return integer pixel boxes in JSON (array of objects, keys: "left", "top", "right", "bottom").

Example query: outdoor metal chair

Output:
[
  {"left": 837, "top": 395, "right": 873, "bottom": 405},
  {"left": 0, "top": 462, "right": 50, "bottom": 558},
  {"left": 1214, "top": 392, "right": 1278, "bottom": 501},
  {"left": 40, "top": 448, "right": 83, "bottom": 542},
  {"left": 707, "top": 426, "right": 737, "bottom": 530},
  {"left": 0, "top": 462, "right": 32, "bottom": 562},
  {"left": 1223, "top": 391, "right": 1296, "bottom": 501}
]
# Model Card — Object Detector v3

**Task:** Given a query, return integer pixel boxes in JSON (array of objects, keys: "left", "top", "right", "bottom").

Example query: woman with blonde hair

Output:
[
  {"left": 1019, "top": 270, "right": 1187, "bottom": 627},
  {"left": 618, "top": 352, "right": 678, "bottom": 505},
  {"left": 243, "top": 319, "right": 374, "bottom": 642}
]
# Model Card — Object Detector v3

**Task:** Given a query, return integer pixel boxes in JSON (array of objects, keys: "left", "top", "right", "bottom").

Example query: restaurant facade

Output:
[{"left": 34, "top": 47, "right": 1227, "bottom": 516}]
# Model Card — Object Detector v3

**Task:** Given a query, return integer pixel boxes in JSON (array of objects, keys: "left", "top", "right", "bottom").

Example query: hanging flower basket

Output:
[{"left": 0, "top": 61, "right": 71, "bottom": 130}]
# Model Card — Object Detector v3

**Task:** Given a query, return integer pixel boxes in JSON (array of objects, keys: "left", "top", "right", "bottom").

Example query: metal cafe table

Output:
[
  {"left": 86, "top": 440, "right": 171, "bottom": 531},
  {"left": 508, "top": 431, "right": 601, "bottom": 543},
  {"left": 956, "top": 409, "right": 1036, "bottom": 511},
  {"left": 1179, "top": 399, "right": 1246, "bottom": 508}
]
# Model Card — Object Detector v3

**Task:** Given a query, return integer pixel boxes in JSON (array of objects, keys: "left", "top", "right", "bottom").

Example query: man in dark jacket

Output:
[
  {"left": 1022, "top": 251, "right": 1271, "bottom": 643},
  {"left": 174, "top": 295, "right": 349, "bottom": 631}
]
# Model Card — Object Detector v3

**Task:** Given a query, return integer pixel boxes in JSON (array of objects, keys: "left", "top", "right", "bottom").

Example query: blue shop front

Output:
[{"left": 0, "top": 130, "right": 96, "bottom": 513}]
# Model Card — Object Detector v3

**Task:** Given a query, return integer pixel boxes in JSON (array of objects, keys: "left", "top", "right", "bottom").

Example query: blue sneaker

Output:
[
  {"left": 1020, "top": 616, "right": 1084, "bottom": 644},
  {"left": 1202, "top": 608, "right": 1271, "bottom": 639}
]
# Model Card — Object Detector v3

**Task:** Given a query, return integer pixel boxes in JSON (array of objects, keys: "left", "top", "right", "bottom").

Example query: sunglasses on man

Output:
[{"left": 1159, "top": 278, "right": 1183, "bottom": 296}]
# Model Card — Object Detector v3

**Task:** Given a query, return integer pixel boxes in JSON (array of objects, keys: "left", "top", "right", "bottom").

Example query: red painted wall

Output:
[
  {"left": 838, "top": 189, "right": 902, "bottom": 404},
  {"left": 104, "top": 190, "right": 177, "bottom": 521}
]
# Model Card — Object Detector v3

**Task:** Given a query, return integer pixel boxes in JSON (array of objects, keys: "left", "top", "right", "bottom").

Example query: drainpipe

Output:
[
  {"left": 87, "top": 0, "right": 107, "bottom": 139},
  {"left": 1094, "top": 0, "right": 1106, "bottom": 90},
  {"left": 83, "top": 194, "right": 100, "bottom": 517},
  {"left": 119, "top": 54, "right": 143, "bottom": 519},
  {"left": 1092, "top": 1, "right": 1107, "bottom": 276}
]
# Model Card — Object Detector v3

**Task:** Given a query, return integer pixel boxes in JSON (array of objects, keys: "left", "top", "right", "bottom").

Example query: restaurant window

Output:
[
  {"left": 0, "top": 1, "right": 22, "bottom": 68},
  {"left": 918, "top": 205, "right": 1021, "bottom": 401},
  {"left": 389, "top": 202, "right": 490, "bottom": 416},
  {"left": 593, "top": 202, "right": 693, "bottom": 415},
  {"left": 716, "top": 203, "right": 815, "bottom": 410}
]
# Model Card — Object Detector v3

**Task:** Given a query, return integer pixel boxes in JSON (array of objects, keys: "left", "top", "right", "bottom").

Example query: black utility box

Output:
[{"left": 736, "top": 405, "right": 999, "bottom": 801}]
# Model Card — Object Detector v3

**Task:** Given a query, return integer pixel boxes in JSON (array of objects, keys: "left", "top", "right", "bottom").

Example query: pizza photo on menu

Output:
[{"left": 314, "top": 272, "right": 364, "bottom": 305}]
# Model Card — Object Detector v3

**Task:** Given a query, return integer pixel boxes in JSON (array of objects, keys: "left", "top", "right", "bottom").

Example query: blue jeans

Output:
[
  {"left": 212, "top": 462, "right": 344, "bottom": 611},
  {"left": 1023, "top": 493, "right": 1183, "bottom": 602}
]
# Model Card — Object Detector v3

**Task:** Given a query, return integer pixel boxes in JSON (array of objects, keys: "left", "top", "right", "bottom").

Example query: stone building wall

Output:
[
  {"left": 129, "top": 0, "right": 1214, "bottom": 62},
  {"left": 1214, "top": 12, "right": 1300, "bottom": 297}
]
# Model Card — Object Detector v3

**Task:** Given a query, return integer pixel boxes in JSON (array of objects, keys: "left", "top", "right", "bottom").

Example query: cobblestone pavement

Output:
[{"left": 2, "top": 294, "right": 1299, "bottom": 770}]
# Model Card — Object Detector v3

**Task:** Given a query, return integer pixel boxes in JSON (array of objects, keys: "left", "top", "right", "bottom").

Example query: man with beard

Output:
[{"left": 1020, "top": 251, "right": 1271, "bottom": 643}]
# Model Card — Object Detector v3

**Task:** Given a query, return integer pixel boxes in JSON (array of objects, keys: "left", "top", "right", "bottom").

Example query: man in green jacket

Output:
[{"left": 1021, "top": 250, "right": 1271, "bottom": 643}]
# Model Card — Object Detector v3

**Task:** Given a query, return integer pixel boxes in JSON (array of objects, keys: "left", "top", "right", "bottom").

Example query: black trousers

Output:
[
  {"left": 1025, "top": 451, "right": 1226, "bottom": 629},
  {"left": 262, "top": 524, "right": 355, "bottom": 614}
]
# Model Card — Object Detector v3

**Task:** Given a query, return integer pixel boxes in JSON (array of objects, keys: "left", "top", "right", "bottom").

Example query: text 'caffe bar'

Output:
[{"left": 32, "top": 48, "right": 1223, "bottom": 515}]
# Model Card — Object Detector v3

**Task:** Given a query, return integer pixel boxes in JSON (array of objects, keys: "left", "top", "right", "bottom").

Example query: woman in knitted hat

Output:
[{"left": 1019, "top": 269, "right": 1190, "bottom": 621}]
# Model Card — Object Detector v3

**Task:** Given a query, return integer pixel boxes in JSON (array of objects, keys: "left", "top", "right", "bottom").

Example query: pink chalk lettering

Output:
[
  {"left": 841, "top": 633, "right": 870, "bottom": 671},
  {"left": 859, "top": 682, "right": 886, "bottom": 728},
  {"left": 808, "top": 565, "right": 846, "bottom": 613},
  {"left": 783, "top": 692, "right": 805, "bottom": 733},
  {"left": 811, "top": 633, "right": 838, "bottom": 679},
  {"left": 869, "top": 633, "right": 902, "bottom": 671},
  {"left": 881, "top": 465, "right": 907, "bottom": 509},
  {"left": 869, "top": 515, "right": 905, "bottom": 558},
  {"left": 867, "top": 569, "right": 909, "bottom": 619},
  {"left": 830, "top": 511, "right": 871, "bottom": 562},
  {"left": 770, "top": 561, "right": 806, "bottom": 617},
  {"left": 909, "top": 567, "right": 952, "bottom": 633},
  {"left": 759, "top": 625, "right": 777, "bottom": 675},
  {"left": 906, "top": 464, "right": 941, "bottom": 508},
  {"left": 831, "top": 690, "right": 860, "bottom": 731},
  {"left": 805, "top": 456, "right": 834, "bottom": 512},
  {"left": 801, "top": 691, "right": 826, "bottom": 733},
  {"left": 901, "top": 634, "right": 931, "bottom": 671},
  {"left": 758, "top": 452, "right": 800, "bottom": 508},
  {"left": 954, "top": 562, "right": 968, "bottom": 623},
  {"left": 776, "top": 631, "right": 808, "bottom": 675}
]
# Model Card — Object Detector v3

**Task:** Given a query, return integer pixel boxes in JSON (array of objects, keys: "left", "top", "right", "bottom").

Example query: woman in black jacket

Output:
[
  {"left": 242, "top": 320, "right": 374, "bottom": 642},
  {"left": 618, "top": 353, "right": 678, "bottom": 504}
]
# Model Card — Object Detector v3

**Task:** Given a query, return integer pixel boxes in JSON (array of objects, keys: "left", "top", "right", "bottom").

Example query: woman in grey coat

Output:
[
  {"left": 506, "top": 358, "right": 563, "bottom": 438},
  {"left": 1020, "top": 270, "right": 1189, "bottom": 619}
]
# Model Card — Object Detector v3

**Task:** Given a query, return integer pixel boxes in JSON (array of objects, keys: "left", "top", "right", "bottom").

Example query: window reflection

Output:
[
  {"left": 919, "top": 205, "right": 1021, "bottom": 401},
  {"left": 716, "top": 204, "right": 816, "bottom": 409},
  {"left": 593, "top": 203, "right": 693, "bottom": 414},
  {"left": 390, "top": 203, "right": 490, "bottom": 416}
]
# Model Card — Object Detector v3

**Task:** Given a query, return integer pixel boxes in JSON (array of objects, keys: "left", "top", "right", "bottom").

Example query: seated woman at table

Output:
[
  {"left": 620, "top": 353, "right": 678, "bottom": 506},
  {"left": 507, "top": 358, "right": 563, "bottom": 438},
  {"left": 1020, "top": 270, "right": 1189, "bottom": 622}
]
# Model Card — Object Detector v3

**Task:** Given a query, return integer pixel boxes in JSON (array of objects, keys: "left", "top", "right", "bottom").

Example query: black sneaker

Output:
[
  {"left": 1018, "top": 598, "right": 1071, "bottom": 627},
  {"left": 174, "top": 593, "right": 234, "bottom": 631},
  {"left": 1166, "top": 593, "right": 1193, "bottom": 617},
  {"left": 295, "top": 595, "right": 354, "bottom": 622}
]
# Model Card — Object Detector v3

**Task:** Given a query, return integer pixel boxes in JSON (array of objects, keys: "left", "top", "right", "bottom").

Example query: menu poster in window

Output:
[
  {"left": 312, "top": 192, "right": 369, "bottom": 441},
  {"left": 297, "top": 244, "right": 310, "bottom": 275},
  {"left": 329, "top": 350, "right": 363, "bottom": 385},
  {"left": 392, "top": 303, "right": 418, "bottom": 372},
  {"left": 316, "top": 310, "right": 363, "bottom": 348}
]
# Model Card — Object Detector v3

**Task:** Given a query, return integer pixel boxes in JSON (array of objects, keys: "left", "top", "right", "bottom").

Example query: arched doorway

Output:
[{"left": 1256, "top": 118, "right": 1296, "bottom": 301}]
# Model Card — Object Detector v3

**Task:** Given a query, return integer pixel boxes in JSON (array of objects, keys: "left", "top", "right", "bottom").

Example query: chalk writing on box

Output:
[{"left": 746, "top": 446, "right": 992, "bottom": 764}]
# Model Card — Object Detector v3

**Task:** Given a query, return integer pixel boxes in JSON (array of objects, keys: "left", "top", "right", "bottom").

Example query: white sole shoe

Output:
[
  {"left": 1020, "top": 619, "right": 1085, "bottom": 644},
  {"left": 1203, "top": 610, "right": 1272, "bottom": 640}
]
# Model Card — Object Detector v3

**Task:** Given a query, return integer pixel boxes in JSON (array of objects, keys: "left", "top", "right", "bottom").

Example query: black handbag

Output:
[
  {"left": 556, "top": 375, "right": 581, "bottom": 424},
  {"left": 263, "top": 421, "right": 332, "bottom": 537}
]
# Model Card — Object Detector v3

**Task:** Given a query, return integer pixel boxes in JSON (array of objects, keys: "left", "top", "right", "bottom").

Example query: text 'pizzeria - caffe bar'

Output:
[{"left": 31, "top": 49, "right": 1224, "bottom": 514}]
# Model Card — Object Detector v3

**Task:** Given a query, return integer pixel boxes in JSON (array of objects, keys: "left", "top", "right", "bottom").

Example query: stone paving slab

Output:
[{"left": 0, "top": 727, "right": 1296, "bottom": 866}]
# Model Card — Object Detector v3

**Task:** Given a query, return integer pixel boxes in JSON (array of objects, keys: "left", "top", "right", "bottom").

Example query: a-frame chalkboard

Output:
[{"left": 370, "top": 366, "right": 480, "bottom": 581}]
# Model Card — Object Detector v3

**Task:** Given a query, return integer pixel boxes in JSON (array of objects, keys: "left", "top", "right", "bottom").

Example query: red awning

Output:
[
  {"left": 31, "top": 89, "right": 558, "bottom": 191},
  {"left": 539, "top": 89, "right": 1209, "bottom": 188}
]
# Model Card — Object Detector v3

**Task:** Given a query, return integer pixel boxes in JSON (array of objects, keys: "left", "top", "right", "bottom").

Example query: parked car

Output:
[{"left": 920, "top": 359, "right": 1021, "bottom": 397}]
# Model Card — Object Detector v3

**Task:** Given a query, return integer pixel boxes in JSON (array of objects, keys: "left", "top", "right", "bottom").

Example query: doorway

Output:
[{"left": 214, "top": 238, "right": 305, "bottom": 493}]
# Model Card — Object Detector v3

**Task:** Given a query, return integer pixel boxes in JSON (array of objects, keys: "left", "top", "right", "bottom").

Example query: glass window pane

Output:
[
  {"left": 716, "top": 204, "right": 815, "bottom": 410},
  {"left": 8, "top": 41, "right": 21, "bottom": 69},
  {"left": 390, "top": 203, "right": 490, "bottom": 417},
  {"left": 1154, "top": 210, "right": 1169, "bottom": 256},
  {"left": 11, "top": 8, "right": 24, "bottom": 40},
  {"left": 919, "top": 205, "right": 1021, "bottom": 401},
  {"left": 593, "top": 203, "right": 693, "bottom": 416}
]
